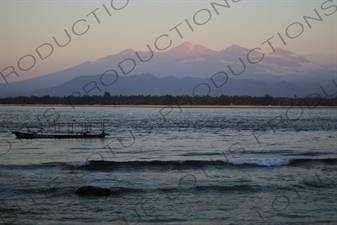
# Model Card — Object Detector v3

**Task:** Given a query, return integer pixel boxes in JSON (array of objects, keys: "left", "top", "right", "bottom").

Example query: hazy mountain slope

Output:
[
  {"left": 30, "top": 74, "right": 312, "bottom": 98},
  {"left": 1, "top": 42, "right": 335, "bottom": 97}
]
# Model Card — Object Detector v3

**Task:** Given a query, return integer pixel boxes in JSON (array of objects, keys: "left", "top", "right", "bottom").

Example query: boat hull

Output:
[{"left": 12, "top": 131, "right": 108, "bottom": 139}]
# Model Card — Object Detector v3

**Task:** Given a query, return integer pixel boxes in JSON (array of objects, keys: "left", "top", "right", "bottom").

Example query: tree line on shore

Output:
[{"left": 0, "top": 93, "right": 336, "bottom": 106}]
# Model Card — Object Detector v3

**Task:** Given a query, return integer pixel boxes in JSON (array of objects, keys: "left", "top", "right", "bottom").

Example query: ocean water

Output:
[{"left": 0, "top": 106, "right": 336, "bottom": 225}]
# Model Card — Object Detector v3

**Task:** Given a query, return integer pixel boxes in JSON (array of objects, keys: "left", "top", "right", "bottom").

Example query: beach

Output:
[{"left": 1, "top": 104, "right": 336, "bottom": 108}]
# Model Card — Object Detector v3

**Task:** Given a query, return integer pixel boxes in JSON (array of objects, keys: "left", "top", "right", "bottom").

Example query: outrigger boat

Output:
[{"left": 12, "top": 121, "right": 109, "bottom": 139}]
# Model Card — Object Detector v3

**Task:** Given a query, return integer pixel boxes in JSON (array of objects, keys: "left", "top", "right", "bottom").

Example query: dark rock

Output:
[{"left": 75, "top": 186, "right": 111, "bottom": 196}]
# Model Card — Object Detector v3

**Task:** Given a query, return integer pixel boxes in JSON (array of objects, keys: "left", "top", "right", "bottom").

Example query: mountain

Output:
[
  {"left": 29, "top": 73, "right": 312, "bottom": 98},
  {"left": 165, "top": 42, "right": 217, "bottom": 58},
  {"left": 0, "top": 42, "right": 335, "bottom": 97}
]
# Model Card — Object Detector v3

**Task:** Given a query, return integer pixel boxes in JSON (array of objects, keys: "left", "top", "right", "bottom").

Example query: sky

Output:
[{"left": 0, "top": 0, "right": 336, "bottom": 84}]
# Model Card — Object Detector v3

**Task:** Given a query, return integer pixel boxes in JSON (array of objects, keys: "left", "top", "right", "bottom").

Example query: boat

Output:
[{"left": 12, "top": 121, "right": 109, "bottom": 139}]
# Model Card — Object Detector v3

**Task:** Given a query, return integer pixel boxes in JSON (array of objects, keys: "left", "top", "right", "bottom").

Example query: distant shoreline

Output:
[{"left": 0, "top": 104, "right": 336, "bottom": 108}]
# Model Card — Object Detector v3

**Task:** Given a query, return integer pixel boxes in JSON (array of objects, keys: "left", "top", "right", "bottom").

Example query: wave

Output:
[
  {"left": 59, "top": 157, "right": 337, "bottom": 171},
  {"left": 228, "top": 158, "right": 291, "bottom": 166},
  {"left": 74, "top": 184, "right": 261, "bottom": 196},
  {"left": 1, "top": 158, "right": 335, "bottom": 171},
  {"left": 288, "top": 158, "right": 337, "bottom": 166}
]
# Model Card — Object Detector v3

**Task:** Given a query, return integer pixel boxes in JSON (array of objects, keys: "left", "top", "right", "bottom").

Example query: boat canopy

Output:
[{"left": 52, "top": 121, "right": 107, "bottom": 135}]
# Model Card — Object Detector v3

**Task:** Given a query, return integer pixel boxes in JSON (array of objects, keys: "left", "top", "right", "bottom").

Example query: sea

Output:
[{"left": 0, "top": 106, "right": 336, "bottom": 225}]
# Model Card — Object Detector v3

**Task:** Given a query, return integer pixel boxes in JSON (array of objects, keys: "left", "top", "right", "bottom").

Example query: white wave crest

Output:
[
  {"left": 66, "top": 161, "right": 90, "bottom": 167},
  {"left": 228, "top": 159, "right": 291, "bottom": 167}
]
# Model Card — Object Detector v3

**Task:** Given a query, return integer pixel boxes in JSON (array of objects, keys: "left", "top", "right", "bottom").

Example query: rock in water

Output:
[{"left": 75, "top": 186, "right": 111, "bottom": 196}]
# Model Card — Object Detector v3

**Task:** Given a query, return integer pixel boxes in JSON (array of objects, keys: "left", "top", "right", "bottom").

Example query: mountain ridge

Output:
[
  {"left": 26, "top": 73, "right": 314, "bottom": 98},
  {"left": 0, "top": 42, "right": 335, "bottom": 97}
]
